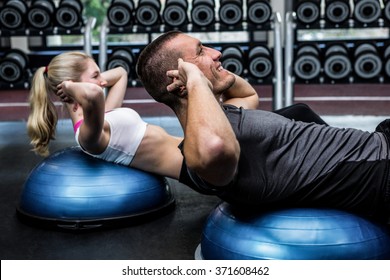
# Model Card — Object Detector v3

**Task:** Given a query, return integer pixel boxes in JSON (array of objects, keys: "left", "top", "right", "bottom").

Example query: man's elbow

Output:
[
  {"left": 188, "top": 136, "right": 240, "bottom": 185},
  {"left": 248, "top": 91, "right": 259, "bottom": 109}
]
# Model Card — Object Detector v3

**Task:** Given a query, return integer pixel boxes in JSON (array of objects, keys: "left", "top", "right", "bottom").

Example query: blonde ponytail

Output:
[
  {"left": 27, "top": 51, "right": 91, "bottom": 156},
  {"left": 27, "top": 67, "right": 58, "bottom": 157}
]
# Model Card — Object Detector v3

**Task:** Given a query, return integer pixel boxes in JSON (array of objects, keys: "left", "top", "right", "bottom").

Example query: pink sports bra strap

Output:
[{"left": 73, "top": 119, "right": 83, "bottom": 133}]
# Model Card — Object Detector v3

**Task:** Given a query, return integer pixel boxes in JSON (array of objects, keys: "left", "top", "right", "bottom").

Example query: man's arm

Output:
[
  {"left": 221, "top": 74, "right": 259, "bottom": 109},
  {"left": 167, "top": 59, "right": 240, "bottom": 187}
]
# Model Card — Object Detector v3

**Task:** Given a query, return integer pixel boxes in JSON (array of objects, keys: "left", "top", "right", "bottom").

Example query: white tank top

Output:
[{"left": 75, "top": 107, "right": 147, "bottom": 165}]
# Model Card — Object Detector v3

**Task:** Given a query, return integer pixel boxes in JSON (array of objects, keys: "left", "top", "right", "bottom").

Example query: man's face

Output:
[{"left": 168, "top": 33, "right": 236, "bottom": 95}]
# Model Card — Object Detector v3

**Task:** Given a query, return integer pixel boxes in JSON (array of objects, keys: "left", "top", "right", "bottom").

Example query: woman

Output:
[{"left": 27, "top": 51, "right": 184, "bottom": 179}]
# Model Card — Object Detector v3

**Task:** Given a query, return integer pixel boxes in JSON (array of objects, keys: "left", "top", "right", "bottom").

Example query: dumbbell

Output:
[
  {"left": 135, "top": 0, "right": 161, "bottom": 27},
  {"left": 383, "top": 0, "right": 390, "bottom": 23},
  {"left": 353, "top": 0, "right": 381, "bottom": 24},
  {"left": 190, "top": 0, "right": 215, "bottom": 27},
  {"left": 106, "top": 48, "right": 135, "bottom": 78},
  {"left": 55, "top": 0, "right": 84, "bottom": 29},
  {"left": 323, "top": 44, "right": 352, "bottom": 80},
  {"left": 247, "top": 0, "right": 272, "bottom": 25},
  {"left": 383, "top": 45, "right": 390, "bottom": 78},
  {"left": 324, "top": 0, "right": 350, "bottom": 24},
  {"left": 27, "top": 0, "right": 55, "bottom": 30},
  {"left": 221, "top": 45, "right": 244, "bottom": 76},
  {"left": 0, "top": 0, "right": 28, "bottom": 30},
  {"left": 294, "top": 45, "right": 321, "bottom": 80},
  {"left": 162, "top": 0, "right": 188, "bottom": 27},
  {"left": 219, "top": 0, "right": 243, "bottom": 26},
  {"left": 107, "top": 0, "right": 135, "bottom": 28},
  {"left": 248, "top": 45, "right": 273, "bottom": 79},
  {"left": 0, "top": 49, "right": 29, "bottom": 83},
  {"left": 353, "top": 43, "right": 382, "bottom": 79},
  {"left": 294, "top": 0, "right": 321, "bottom": 25}
]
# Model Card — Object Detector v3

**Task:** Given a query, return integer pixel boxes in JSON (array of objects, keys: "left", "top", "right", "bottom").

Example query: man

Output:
[{"left": 136, "top": 31, "right": 390, "bottom": 223}]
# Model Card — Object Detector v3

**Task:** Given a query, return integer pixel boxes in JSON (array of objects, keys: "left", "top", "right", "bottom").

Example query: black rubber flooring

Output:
[{"left": 0, "top": 118, "right": 221, "bottom": 260}]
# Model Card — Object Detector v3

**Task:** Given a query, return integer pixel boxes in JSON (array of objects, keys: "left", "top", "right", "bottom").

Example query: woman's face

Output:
[{"left": 79, "top": 59, "right": 107, "bottom": 87}]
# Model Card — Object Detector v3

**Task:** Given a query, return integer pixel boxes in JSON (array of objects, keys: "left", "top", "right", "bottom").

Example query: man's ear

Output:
[
  {"left": 170, "top": 85, "right": 187, "bottom": 98},
  {"left": 177, "top": 86, "right": 187, "bottom": 97}
]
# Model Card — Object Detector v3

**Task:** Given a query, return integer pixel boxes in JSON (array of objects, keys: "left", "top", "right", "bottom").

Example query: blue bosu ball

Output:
[
  {"left": 17, "top": 147, "right": 175, "bottom": 230},
  {"left": 197, "top": 202, "right": 390, "bottom": 260}
]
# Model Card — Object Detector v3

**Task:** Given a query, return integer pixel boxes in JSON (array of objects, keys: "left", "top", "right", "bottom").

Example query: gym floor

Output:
[{"left": 0, "top": 113, "right": 388, "bottom": 260}]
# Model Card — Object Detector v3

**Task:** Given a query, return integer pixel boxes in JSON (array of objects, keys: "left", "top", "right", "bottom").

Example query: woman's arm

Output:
[
  {"left": 221, "top": 74, "right": 259, "bottom": 109},
  {"left": 57, "top": 81, "right": 108, "bottom": 154},
  {"left": 101, "top": 66, "right": 128, "bottom": 111}
]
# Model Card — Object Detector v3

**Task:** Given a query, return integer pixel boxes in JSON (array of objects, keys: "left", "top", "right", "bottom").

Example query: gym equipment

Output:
[
  {"left": 162, "top": 0, "right": 188, "bottom": 28},
  {"left": 323, "top": 44, "right": 352, "bottom": 80},
  {"left": 55, "top": 0, "right": 83, "bottom": 29},
  {"left": 219, "top": 0, "right": 243, "bottom": 26},
  {"left": 247, "top": 0, "right": 272, "bottom": 26},
  {"left": 135, "top": 0, "right": 161, "bottom": 27},
  {"left": 107, "top": 0, "right": 135, "bottom": 28},
  {"left": 196, "top": 202, "right": 390, "bottom": 260},
  {"left": 294, "top": 44, "right": 321, "bottom": 80},
  {"left": 295, "top": 0, "right": 321, "bottom": 25},
  {"left": 221, "top": 45, "right": 245, "bottom": 76},
  {"left": 353, "top": 43, "right": 382, "bottom": 80},
  {"left": 0, "top": 49, "right": 29, "bottom": 83},
  {"left": 27, "top": 0, "right": 55, "bottom": 30},
  {"left": 0, "top": 0, "right": 28, "bottom": 30},
  {"left": 190, "top": 0, "right": 215, "bottom": 28},
  {"left": 353, "top": 0, "right": 381, "bottom": 24},
  {"left": 17, "top": 147, "right": 175, "bottom": 231},
  {"left": 248, "top": 45, "right": 273, "bottom": 79},
  {"left": 324, "top": 0, "right": 350, "bottom": 25},
  {"left": 106, "top": 48, "right": 135, "bottom": 78}
]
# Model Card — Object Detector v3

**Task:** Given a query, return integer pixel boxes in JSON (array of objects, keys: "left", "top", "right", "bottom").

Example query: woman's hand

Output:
[{"left": 56, "top": 81, "right": 74, "bottom": 103}]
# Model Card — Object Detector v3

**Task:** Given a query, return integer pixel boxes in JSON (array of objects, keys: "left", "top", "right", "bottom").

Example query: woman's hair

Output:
[
  {"left": 27, "top": 51, "right": 91, "bottom": 156},
  {"left": 136, "top": 30, "right": 183, "bottom": 111}
]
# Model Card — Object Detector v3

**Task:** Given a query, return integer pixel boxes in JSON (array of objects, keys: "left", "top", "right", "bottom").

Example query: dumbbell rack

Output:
[
  {"left": 0, "top": 0, "right": 96, "bottom": 91},
  {"left": 0, "top": 17, "right": 95, "bottom": 90},
  {"left": 284, "top": 0, "right": 390, "bottom": 107},
  {"left": 99, "top": 2, "right": 284, "bottom": 110}
]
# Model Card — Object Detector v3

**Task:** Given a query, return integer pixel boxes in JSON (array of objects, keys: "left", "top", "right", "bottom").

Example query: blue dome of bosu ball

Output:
[
  {"left": 17, "top": 147, "right": 175, "bottom": 231},
  {"left": 196, "top": 202, "right": 390, "bottom": 260}
]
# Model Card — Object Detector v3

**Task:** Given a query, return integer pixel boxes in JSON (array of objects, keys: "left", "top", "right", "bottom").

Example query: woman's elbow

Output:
[
  {"left": 83, "top": 84, "right": 104, "bottom": 104},
  {"left": 117, "top": 66, "right": 128, "bottom": 78}
]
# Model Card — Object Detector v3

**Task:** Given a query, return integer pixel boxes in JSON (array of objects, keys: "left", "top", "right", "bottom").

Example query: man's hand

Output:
[
  {"left": 171, "top": 58, "right": 240, "bottom": 187},
  {"left": 166, "top": 58, "right": 213, "bottom": 96}
]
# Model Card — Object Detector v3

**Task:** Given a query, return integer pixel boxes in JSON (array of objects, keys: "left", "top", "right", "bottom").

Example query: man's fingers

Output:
[
  {"left": 166, "top": 69, "right": 179, "bottom": 78},
  {"left": 167, "top": 79, "right": 185, "bottom": 91}
]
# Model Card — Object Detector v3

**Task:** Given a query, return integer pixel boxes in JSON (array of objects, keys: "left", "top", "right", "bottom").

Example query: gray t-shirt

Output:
[{"left": 179, "top": 105, "right": 390, "bottom": 218}]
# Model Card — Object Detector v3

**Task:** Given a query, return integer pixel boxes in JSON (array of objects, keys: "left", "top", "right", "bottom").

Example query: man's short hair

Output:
[{"left": 136, "top": 30, "right": 183, "bottom": 110}]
